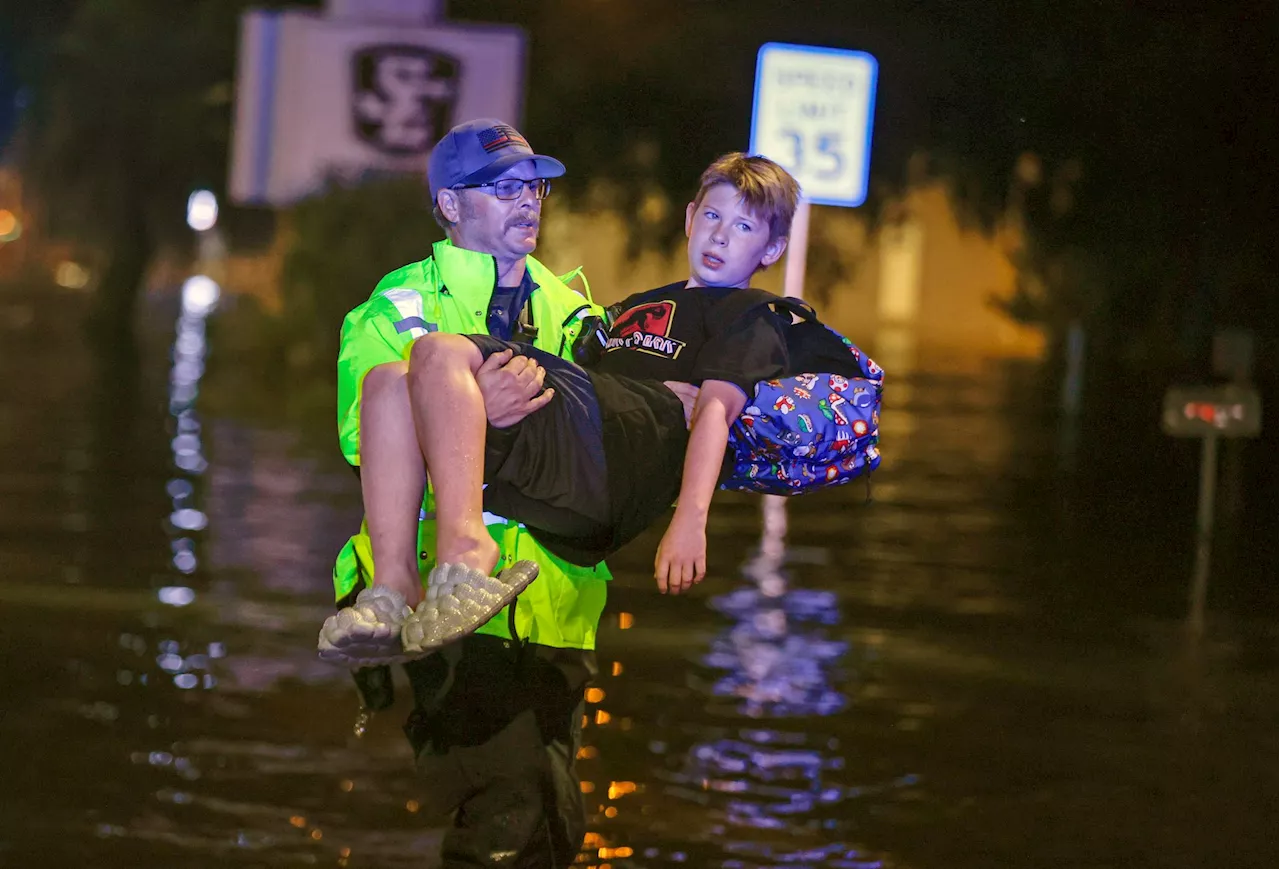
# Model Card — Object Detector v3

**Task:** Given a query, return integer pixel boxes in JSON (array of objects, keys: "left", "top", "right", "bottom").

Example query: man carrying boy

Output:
[
  {"left": 325, "top": 152, "right": 801, "bottom": 657},
  {"left": 333, "top": 118, "right": 622, "bottom": 868}
]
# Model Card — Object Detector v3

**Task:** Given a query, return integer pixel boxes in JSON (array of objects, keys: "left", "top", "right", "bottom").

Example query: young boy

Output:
[{"left": 322, "top": 153, "right": 800, "bottom": 665}]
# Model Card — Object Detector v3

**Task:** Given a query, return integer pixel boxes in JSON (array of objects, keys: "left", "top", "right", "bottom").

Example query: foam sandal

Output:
[
  {"left": 401, "top": 560, "right": 540, "bottom": 654},
  {"left": 317, "top": 585, "right": 414, "bottom": 667}
]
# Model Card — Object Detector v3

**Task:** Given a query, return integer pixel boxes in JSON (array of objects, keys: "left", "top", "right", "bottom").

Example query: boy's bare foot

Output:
[
  {"left": 374, "top": 567, "right": 425, "bottom": 608},
  {"left": 436, "top": 526, "right": 500, "bottom": 576}
]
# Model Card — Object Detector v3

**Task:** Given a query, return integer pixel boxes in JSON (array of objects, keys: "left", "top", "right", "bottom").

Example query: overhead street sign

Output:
[{"left": 750, "top": 42, "right": 878, "bottom": 207}]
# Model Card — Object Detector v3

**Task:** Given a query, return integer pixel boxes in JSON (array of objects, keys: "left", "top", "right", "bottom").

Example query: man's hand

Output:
[
  {"left": 654, "top": 511, "right": 707, "bottom": 595},
  {"left": 662, "top": 381, "right": 701, "bottom": 429},
  {"left": 477, "top": 349, "right": 555, "bottom": 428}
]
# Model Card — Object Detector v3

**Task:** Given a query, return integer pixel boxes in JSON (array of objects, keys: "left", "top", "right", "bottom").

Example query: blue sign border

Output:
[{"left": 749, "top": 42, "right": 879, "bottom": 208}]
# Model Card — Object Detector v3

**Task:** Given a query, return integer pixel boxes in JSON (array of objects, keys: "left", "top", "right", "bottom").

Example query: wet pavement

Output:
[{"left": 0, "top": 288, "right": 1274, "bottom": 869}]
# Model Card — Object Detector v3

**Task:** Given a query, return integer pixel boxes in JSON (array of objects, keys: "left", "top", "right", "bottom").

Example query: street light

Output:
[{"left": 186, "top": 189, "right": 219, "bottom": 232}]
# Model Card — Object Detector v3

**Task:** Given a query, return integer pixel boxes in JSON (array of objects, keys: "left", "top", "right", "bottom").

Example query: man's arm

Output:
[{"left": 653, "top": 379, "right": 747, "bottom": 594}]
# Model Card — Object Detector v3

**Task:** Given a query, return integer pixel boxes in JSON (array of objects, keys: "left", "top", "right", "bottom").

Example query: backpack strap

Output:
[
  {"left": 714, "top": 288, "right": 873, "bottom": 381},
  {"left": 711, "top": 287, "right": 819, "bottom": 330}
]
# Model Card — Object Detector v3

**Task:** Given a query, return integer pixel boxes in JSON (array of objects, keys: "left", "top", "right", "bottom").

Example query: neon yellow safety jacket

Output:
[{"left": 333, "top": 239, "right": 611, "bottom": 650}]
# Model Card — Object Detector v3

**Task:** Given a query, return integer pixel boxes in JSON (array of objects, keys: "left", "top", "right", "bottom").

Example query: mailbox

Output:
[
  {"left": 1160, "top": 381, "right": 1262, "bottom": 637},
  {"left": 1161, "top": 385, "right": 1262, "bottom": 439}
]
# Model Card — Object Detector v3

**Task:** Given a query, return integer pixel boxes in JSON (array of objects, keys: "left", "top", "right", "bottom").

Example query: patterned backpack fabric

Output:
[{"left": 718, "top": 291, "right": 883, "bottom": 496}]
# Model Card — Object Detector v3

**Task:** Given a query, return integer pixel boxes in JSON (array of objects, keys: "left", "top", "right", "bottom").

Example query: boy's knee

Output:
[
  {"left": 408, "top": 331, "right": 473, "bottom": 370},
  {"left": 363, "top": 361, "right": 408, "bottom": 398}
]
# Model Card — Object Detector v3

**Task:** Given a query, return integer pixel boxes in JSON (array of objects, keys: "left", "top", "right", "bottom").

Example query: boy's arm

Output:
[{"left": 654, "top": 379, "right": 747, "bottom": 594}]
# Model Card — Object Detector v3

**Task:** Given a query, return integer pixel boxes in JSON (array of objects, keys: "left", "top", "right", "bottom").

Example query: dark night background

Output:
[{"left": 0, "top": 2, "right": 1274, "bottom": 867}]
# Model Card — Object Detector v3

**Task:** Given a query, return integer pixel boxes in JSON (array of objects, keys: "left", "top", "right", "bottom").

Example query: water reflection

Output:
[
  {"left": 702, "top": 500, "right": 848, "bottom": 720},
  {"left": 139, "top": 275, "right": 222, "bottom": 703},
  {"left": 2, "top": 305, "right": 1272, "bottom": 868},
  {"left": 164, "top": 275, "right": 218, "bottom": 580},
  {"left": 578, "top": 498, "right": 910, "bottom": 868},
  {"left": 672, "top": 500, "right": 902, "bottom": 867}
]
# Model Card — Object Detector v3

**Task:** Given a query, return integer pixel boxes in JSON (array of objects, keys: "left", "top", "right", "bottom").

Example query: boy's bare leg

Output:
[
  {"left": 359, "top": 361, "right": 427, "bottom": 605},
  {"left": 407, "top": 333, "right": 500, "bottom": 575}
]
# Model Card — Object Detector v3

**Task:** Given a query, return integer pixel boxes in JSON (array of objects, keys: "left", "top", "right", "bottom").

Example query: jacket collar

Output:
[{"left": 432, "top": 238, "right": 543, "bottom": 308}]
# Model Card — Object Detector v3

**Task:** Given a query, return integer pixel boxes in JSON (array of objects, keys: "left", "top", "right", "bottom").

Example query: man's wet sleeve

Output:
[{"left": 337, "top": 302, "right": 407, "bottom": 466}]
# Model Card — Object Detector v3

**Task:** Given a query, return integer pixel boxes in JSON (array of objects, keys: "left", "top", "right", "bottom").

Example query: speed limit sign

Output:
[{"left": 750, "top": 43, "right": 878, "bottom": 207}]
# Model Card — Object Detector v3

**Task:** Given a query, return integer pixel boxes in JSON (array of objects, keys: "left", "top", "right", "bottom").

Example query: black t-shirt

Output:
[
  {"left": 591, "top": 282, "right": 790, "bottom": 396},
  {"left": 552, "top": 283, "right": 789, "bottom": 564}
]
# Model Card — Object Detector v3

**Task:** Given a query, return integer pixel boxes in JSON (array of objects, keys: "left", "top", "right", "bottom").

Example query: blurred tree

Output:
[
  {"left": 277, "top": 174, "right": 443, "bottom": 373},
  {"left": 456, "top": 0, "right": 1274, "bottom": 378},
  {"left": 13, "top": 0, "right": 243, "bottom": 349},
  {"left": 8, "top": 0, "right": 322, "bottom": 352},
  {"left": 9, "top": 0, "right": 1269, "bottom": 375}
]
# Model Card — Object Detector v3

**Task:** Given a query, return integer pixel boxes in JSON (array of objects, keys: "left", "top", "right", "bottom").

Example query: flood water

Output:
[{"left": 0, "top": 287, "right": 1274, "bottom": 869}]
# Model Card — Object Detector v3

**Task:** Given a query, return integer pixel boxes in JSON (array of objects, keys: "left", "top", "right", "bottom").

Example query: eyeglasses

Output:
[{"left": 452, "top": 178, "right": 552, "bottom": 201}]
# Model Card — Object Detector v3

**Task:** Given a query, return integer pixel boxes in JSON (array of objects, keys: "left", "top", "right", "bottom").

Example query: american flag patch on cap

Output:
[{"left": 477, "top": 124, "right": 529, "bottom": 153}]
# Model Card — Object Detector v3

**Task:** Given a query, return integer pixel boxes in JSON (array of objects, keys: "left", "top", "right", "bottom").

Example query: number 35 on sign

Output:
[{"left": 750, "top": 43, "right": 878, "bottom": 208}]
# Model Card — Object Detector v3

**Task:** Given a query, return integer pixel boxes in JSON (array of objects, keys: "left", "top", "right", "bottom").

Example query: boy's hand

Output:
[
  {"left": 477, "top": 349, "right": 555, "bottom": 428},
  {"left": 654, "top": 514, "right": 707, "bottom": 595},
  {"left": 662, "top": 381, "right": 700, "bottom": 428}
]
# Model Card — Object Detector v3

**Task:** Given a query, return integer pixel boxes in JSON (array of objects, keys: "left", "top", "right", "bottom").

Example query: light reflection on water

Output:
[
  {"left": 0, "top": 290, "right": 1273, "bottom": 868},
  {"left": 574, "top": 500, "right": 904, "bottom": 869},
  {"left": 150, "top": 276, "right": 220, "bottom": 703},
  {"left": 659, "top": 562, "right": 890, "bottom": 866}
]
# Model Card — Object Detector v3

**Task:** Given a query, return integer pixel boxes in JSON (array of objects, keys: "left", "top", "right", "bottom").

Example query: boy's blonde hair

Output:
[{"left": 694, "top": 153, "right": 800, "bottom": 241}]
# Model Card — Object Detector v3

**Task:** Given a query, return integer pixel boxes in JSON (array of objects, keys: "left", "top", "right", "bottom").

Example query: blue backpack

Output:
[{"left": 716, "top": 291, "right": 883, "bottom": 497}]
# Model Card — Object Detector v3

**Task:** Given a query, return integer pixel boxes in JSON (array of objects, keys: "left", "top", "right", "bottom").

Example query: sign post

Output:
[
  {"left": 1160, "top": 384, "right": 1262, "bottom": 636},
  {"left": 748, "top": 43, "right": 878, "bottom": 555},
  {"left": 750, "top": 42, "right": 878, "bottom": 300},
  {"left": 781, "top": 194, "right": 811, "bottom": 303}
]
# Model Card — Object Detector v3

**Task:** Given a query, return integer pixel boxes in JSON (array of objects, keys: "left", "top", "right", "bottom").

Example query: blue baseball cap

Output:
[{"left": 428, "top": 118, "right": 566, "bottom": 201}]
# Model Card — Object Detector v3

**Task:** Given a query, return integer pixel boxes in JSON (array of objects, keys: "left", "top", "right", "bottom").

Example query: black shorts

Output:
[{"left": 465, "top": 336, "right": 688, "bottom": 566}]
